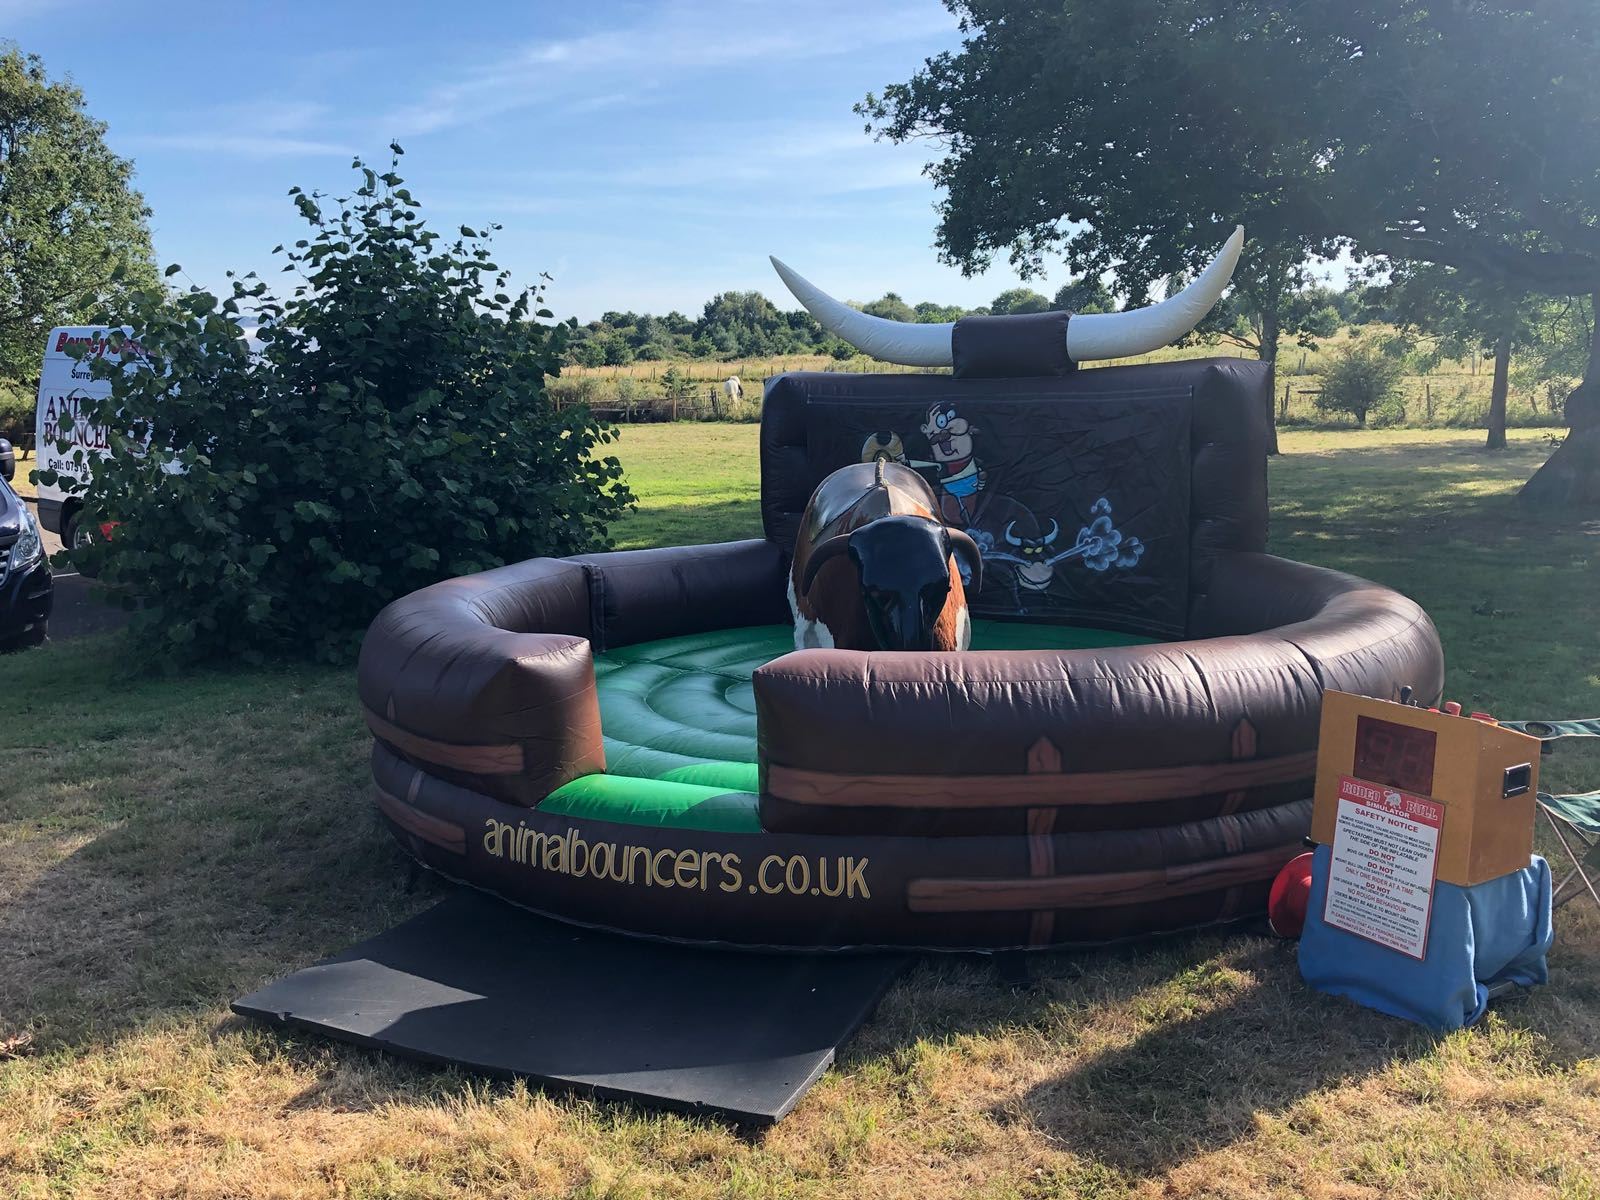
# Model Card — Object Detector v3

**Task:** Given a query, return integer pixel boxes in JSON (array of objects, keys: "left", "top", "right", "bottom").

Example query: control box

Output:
[{"left": 1312, "top": 691, "right": 1540, "bottom": 886}]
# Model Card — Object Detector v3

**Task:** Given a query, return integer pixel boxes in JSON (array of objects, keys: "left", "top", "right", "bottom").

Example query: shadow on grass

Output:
[
  {"left": 998, "top": 941, "right": 1422, "bottom": 1176},
  {"left": 994, "top": 932, "right": 1600, "bottom": 1179},
  {"left": 0, "top": 632, "right": 440, "bottom": 1052}
]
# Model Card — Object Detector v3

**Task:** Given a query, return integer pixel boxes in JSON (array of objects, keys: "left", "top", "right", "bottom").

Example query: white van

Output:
[{"left": 33, "top": 325, "right": 147, "bottom": 553}]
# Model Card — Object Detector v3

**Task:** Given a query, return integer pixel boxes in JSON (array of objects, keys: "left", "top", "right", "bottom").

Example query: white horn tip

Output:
[
  {"left": 769, "top": 256, "right": 806, "bottom": 293},
  {"left": 765, "top": 256, "right": 955, "bottom": 368},
  {"left": 1063, "top": 224, "right": 1245, "bottom": 363}
]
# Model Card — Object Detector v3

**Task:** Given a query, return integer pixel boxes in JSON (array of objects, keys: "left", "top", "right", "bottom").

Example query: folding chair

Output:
[
  {"left": 1537, "top": 790, "right": 1600, "bottom": 910},
  {"left": 1502, "top": 718, "right": 1600, "bottom": 913}
]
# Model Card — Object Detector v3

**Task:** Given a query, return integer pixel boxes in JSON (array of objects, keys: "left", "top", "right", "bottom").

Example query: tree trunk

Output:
[
  {"left": 1520, "top": 286, "right": 1600, "bottom": 507},
  {"left": 1486, "top": 334, "right": 1510, "bottom": 451},
  {"left": 1259, "top": 304, "right": 1281, "bottom": 456}
]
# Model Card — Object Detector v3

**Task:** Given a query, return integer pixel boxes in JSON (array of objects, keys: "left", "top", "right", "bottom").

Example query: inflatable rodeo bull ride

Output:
[{"left": 357, "top": 228, "right": 1446, "bottom": 951}]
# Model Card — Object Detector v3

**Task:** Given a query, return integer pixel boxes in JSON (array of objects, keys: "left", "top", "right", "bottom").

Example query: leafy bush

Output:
[
  {"left": 612, "top": 378, "right": 647, "bottom": 417},
  {"left": 45, "top": 148, "right": 633, "bottom": 664},
  {"left": 0, "top": 381, "right": 31, "bottom": 440},
  {"left": 1315, "top": 343, "right": 1406, "bottom": 427},
  {"left": 718, "top": 393, "right": 762, "bottom": 423},
  {"left": 546, "top": 374, "right": 601, "bottom": 411},
  {"left": 660, "top": 365, "right": 693, "bottom": 415}
]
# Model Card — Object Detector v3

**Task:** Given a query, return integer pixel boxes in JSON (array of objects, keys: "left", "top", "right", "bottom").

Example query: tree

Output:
[
  {"left": 628, "top": 313, "right": 667, "bottom": 351},
  {"left": 860, "top": 1, "right": 1351, "bottom": 452},
  {"left": 44, "top": 150, "right": 633, "bottom": 664},
  {"left": 1306, "top": 2, "right": 1600, "bottom": 503},
  {"left": 568, "top": 335, "right": 606, "bottom": 368},
  {"left": 862, "top": 292, "right": 916, "bottom": 323},
  {"left": 1512, "top": 297, "right": 1595, "bottom": 421},
  {"left": 861, "top": 2, "right": 1600, "bottom": 488},
  {"left": 696, "top": 290, "right": 787, "bottom": 358},
  {"left": 1052, "top": 275, "right": 1115, "bottom": 315},
  {"left": 660, "top": 364, "right": 694, "bottom": 415},
  {"left": 598, "top": 332, "right": 633, "bottom": 366},
  {"left": 1199, "top": 278, "right": 1340, "bottom": 363},
  {"left": 988, "top": 287, "right": 1051, "bottom": 315},
  {"left": 914, "top": 300, "right": 967, "bottom": 323},
  {"left": 781, "top": 307, "right": 827, "bottom": 349},
  {"left": 0, "top": 45, "right": 156, "bottom": 391},
  {"left": 1375, "top": 264, "right": 1546, "bottom": 450}
]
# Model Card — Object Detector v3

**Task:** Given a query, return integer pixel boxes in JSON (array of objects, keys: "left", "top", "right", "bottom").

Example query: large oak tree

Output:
[{"left": 862, "top": 1, "right": 1600, "bottom": 502}]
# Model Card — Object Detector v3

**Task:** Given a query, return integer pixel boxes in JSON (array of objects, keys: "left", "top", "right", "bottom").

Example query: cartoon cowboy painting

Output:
[{"left": 861, "top": 402, "right": 986, "bottom": 526}]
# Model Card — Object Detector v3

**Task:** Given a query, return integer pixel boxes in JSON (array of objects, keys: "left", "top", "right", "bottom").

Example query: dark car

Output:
[
  {"left": 0, "top": 437, "right": 14, "bottom": 483},
  {"left": 0, "top": 472, "right": 51, "bottom": 650}
]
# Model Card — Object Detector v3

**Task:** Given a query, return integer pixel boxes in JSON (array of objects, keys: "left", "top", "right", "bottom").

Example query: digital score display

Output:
[{"left": 1353, "top": 715, "right": 1437, "bottom": 796}]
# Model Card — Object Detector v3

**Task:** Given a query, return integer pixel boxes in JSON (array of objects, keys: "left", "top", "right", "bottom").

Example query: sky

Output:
[{"left": 6, "top": 0, "right": 1077, "bottom": 324}]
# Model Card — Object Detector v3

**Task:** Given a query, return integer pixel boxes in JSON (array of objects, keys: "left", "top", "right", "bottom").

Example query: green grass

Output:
[
  {"left": 608, "top": 424, "right": 763, "bottom": 550},
  {"left": 1, "top": 425, "right": 1597, "bottom": 1198}
]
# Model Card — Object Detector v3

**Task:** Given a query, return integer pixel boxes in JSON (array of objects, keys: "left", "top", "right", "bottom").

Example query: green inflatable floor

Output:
[{"left": 540, "top": 622, "right": 1153, "bottom": 833}]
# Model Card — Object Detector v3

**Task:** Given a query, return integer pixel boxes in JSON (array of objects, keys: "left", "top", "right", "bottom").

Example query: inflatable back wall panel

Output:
[{"left": 760, "top": 359, "right": 1271, "bottom": 638}]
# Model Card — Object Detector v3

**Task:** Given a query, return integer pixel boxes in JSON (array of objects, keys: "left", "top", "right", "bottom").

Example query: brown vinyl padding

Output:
[
  {"left": 904, "top": 843, "right": 1304, "bottom": 913},
  {"left": 358, "top": 539, "right": 789, "bottom": 806},
  {"left": 570, "top": 539, "right": 791, "bottom": 652},
  {"left": 763, "top": 753, "right": 1321, "bottom": 808},
  {"left": 754, "top": 550, "right": 1442, "bottom": 834}
]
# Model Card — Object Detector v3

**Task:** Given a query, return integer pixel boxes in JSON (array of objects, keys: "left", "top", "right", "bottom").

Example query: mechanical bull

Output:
[{"left": 788, "top": 460, "right": 982, "bottom": 652}]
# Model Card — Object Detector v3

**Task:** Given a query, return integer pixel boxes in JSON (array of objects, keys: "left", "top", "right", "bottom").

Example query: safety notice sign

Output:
[{"left": 1323, "top": 775, "right": 1444, "bottom": 960}]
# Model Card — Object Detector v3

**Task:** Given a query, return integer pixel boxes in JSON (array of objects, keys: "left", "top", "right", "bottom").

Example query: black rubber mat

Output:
[{"left": 233, "top": 889, "right": 905, "bottom": 1125}]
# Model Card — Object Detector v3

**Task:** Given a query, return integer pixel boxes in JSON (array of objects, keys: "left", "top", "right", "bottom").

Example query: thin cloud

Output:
[
  {"left": 246, "top": 99, "right": 331, "bottom": 137},
  {"left": 123, "top": 133, "right": 355, "bottom": 158},
  {"left": 383, "top": 0, "right": 954, "bottom": 136},
  {"left": 516, "top": 123, "right": 931, "bottom": 196}
]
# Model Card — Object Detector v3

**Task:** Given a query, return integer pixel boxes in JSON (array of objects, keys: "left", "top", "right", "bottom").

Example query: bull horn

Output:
[
  {"left": 769, "top": 257, "right": 953, "bottom": 367},
  {"left": 1003, "top": 521, "right": 1023, "bottom": 546},
  {"left": 800, "top": 532, "right": 853, "bottom": 594},
  {"left": 946, "top": 527, "right": 983, "bottom": 595},
  {"left": 1043, "top": 519, "right": 1060, "bottom": 545},
  {"left": 769, "top": 225, "right": 1244, "bottom": 366}
]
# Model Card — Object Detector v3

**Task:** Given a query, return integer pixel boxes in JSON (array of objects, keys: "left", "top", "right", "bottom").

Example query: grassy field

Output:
[
  {"left": 1, "top": 427, "right": 1598, "bottom": 1198},
  {"left": 562, "top": 328, "right": 1569, "bottom": 432}
]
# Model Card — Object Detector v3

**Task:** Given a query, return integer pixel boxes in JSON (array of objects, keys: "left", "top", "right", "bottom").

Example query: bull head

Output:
[{"left": 802, "top": 516, "right": 983, "bottom": 651}]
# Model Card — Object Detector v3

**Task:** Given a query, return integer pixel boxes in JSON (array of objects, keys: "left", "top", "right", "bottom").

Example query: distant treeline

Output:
[{"left": 564, "top": 278, "right": 1372, "bottom": 367}]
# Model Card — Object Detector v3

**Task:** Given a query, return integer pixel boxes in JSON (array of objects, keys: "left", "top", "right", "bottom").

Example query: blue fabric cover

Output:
[{"left": 1299, "top": 846, "right": 1553, "bottom": 1031}]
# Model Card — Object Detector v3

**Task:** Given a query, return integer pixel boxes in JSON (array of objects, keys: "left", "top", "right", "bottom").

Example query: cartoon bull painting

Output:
[{"left": 789, "top": 460, "right": 983, "bottom": 652}]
